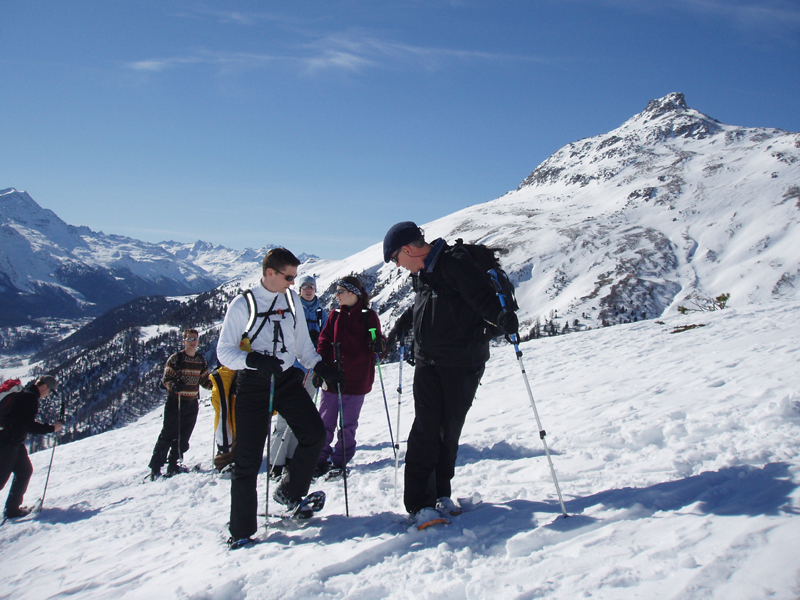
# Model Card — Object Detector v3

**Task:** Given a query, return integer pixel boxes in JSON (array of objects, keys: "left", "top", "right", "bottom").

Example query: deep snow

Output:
[{"left": 2, "top": 300, "right": 799, "bottom": 599}]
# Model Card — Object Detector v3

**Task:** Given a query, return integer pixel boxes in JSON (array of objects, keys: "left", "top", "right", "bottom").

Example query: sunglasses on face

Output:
[
  {"left": 336, "top": 289, "right": 348, "bottom": 295},
  {"left": 274, "top": 269, "right": 296, "bottom": 282},
  {"left": 391, "top": 249, "right": 401, "bottom": 264},
  {"left": 185, "top": 337, "right": 199, "bottom": 342}
]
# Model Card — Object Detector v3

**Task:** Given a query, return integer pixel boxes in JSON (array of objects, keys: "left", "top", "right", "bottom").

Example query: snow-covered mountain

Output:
[
  {"left": 157, "top": 239, "right": 316, "bottom": 283},
  {"left": 293, "top": 93, "right": 800, "bottom": 335},
  {"left": 3, "top": 300, "right": 799, "bottom": 598},
  {"left": 0, "top": 188, "right": 314, "bottom": 327}
]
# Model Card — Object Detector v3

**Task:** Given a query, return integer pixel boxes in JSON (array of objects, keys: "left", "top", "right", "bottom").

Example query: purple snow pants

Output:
[{"left": 317, "top": 390, "right": 365, "bottom": 467}]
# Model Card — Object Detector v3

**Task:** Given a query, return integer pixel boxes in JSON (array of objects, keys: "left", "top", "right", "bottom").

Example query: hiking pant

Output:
[
  {"left": 0, "top": 442, "right": 33, "bottom": 513},
  {"left": 229, "top": 367, "right": 325, "bottom": 540},
  {"left": 148, "top": 396, "right": 199, "bottom": 471},
  {"left": 317, "top": 390, "right": 365, "bottom": 468},
  {"left": 268, "top": 370, "right": 316, "bottom": 467},
  {"left": 404, "top": 362, "right": 485, "bottom": 514}
]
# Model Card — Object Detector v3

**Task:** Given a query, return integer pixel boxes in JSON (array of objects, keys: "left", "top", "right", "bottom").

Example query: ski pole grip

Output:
[{"left": 368, "top": 327, "right": 377, "bottom": 341}]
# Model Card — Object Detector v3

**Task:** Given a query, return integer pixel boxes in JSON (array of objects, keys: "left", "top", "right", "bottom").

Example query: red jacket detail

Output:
[{"left": 317, "top": 298, "right": 385, "bottom": 396}]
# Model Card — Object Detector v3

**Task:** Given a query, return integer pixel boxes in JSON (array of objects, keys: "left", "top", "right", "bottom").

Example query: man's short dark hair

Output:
[
  {"left": 36, "top": 374, "right": 58, "bottom": 393},
  {"left": 184, "top": 329, "right": 199, "bottom": 339},
  {"left": 262, "top": 247, "right": 300, "bottom": 276}
]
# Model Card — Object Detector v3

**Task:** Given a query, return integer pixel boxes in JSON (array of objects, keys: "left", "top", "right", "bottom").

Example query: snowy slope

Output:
[
  {"left": 2, "top": 299, "right": 798, "bottom": 599},
  {"left": 292, "top": 93, "right": 800, "bottom": 336}
]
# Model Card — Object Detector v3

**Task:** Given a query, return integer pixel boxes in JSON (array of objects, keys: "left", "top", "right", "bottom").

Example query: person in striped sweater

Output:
[{"left": 147, "top": 329, "right": 212, "bottom": 479}]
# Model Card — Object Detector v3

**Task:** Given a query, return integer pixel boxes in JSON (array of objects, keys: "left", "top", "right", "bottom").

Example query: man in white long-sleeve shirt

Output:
[{"left": 217, "top": 247, "right": 344, "bottom": 545}]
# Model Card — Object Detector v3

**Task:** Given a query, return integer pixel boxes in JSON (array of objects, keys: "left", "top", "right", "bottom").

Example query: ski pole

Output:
[
  {"left": 177, "top": 394, "right": 183, "bottom": 467},
  {"left": 264, "top": 322, "right": 280, "bottom": 523},
  {"left": 369, "top": 328, "right": 396, "bottom": 460},
  {"left": 394, "top": 332, "right": 405, "bottom": 497},
  {"left": 334, "top": 342, "right": 350, "bottom": 517},
  {"left": 489, "top": 270, "right": 569, "bottom": 518},
  {"left": 38, "top": 397, "right": 66, "bottom": 513}
]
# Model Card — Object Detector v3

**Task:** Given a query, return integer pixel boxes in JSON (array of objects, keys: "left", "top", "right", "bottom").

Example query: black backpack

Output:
[
  {"left": 452, "top": 239, "right": 519, "bottom": 314},
  {"left": 0, "top": 379, "right": 23, "bottom": 429}
]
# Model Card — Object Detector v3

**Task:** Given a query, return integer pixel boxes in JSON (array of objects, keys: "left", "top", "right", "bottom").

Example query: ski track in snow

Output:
[{"left": 2, "top": 301, "right": 800, "bottom": 599}]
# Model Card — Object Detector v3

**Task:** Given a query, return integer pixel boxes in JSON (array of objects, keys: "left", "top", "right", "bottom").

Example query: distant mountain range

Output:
[{"left": 0, "top": 188, "right": 315, "bottom": 326}]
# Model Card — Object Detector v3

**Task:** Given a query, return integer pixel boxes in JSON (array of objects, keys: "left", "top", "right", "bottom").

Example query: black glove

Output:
[
  {"left": 385, "top": 329, "right": 400, "bottom": 354},
  {"left": 311, "top": 372, "right": 324, "bottom": 388},
  {"left": 387, "top": 309, "right": 413, "bottom": 351},
  {"left": 497, "top": 310, "right": 519, "bottom": 336},
  {"left": 171, "top": 380, "right": 185, "bottom": 393},
  {"left": 369, "top": 336, "right": 387, "bottom": 355},
  {"left": 313, "top": 361, "right": 346, "bottom": 391},
  {"left": 246, "top": 352, "right": 284, "bottom": 378}
]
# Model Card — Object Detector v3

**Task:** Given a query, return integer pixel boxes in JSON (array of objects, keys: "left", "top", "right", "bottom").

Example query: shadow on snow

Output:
[{"left": 286, "top": 462, "right": 796, "bottom": 581}]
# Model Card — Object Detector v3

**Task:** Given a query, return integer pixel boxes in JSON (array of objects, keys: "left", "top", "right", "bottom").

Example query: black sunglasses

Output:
[{"left": 274, "top": 269, "right": 296, "bottom": 282}]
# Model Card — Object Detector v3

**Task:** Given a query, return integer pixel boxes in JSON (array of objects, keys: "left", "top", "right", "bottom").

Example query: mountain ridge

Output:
[{"left": 0, "top": 188, "right": 315, "bottom": 326}]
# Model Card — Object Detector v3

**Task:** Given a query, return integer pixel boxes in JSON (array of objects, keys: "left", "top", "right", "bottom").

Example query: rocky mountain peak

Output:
[{"left": 642, "top": 92, "right": 688, "bottom": 119}]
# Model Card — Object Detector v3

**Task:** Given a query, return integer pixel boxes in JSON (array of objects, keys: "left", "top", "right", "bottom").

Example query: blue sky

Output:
[{"left": 2, "top": 1, "right": 798, "bottom": 260}]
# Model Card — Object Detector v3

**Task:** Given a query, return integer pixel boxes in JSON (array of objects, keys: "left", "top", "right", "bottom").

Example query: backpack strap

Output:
[
  {"left": 240, "top": 289, "right": 297, "bottom": 351},
  {"left": 284, "top": 291, "right": 297, "bottom": 326}
]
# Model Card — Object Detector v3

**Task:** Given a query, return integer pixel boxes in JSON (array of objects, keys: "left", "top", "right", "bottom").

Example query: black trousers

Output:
[
  {"left": 148, "top": 396, "right": 199, "bottom": 471},
  {"left": 404, "top": 362, "right": 485, "bottom": 514},
  {"left": 229, "top": 367, "right": 325, "bottom": 539},
  {"left": 0, "top": 443, "right": 33, "bottom": 512}
]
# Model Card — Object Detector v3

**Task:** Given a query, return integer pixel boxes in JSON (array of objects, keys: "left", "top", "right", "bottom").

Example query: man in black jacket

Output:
[
  {"left": 383, "top": 222, "right": 518, "bottom": 520},
  {"left": 0, "top": 375, "right": 63, "bottom": 519}
]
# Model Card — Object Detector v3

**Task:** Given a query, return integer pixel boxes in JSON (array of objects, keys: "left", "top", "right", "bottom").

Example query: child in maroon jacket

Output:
[{"left": 314, "top": 276, "right": 386, "bottom": 478}]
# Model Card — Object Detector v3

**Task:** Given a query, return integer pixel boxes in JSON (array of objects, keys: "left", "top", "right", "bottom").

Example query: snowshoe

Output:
[
  {"left": 323, "top": 466, "right": 351, "bottom": 481},
  {"left": 410, "top": 507, "right": 449, "bottom": 531},
  {"left": 165, "top": 464, "right": 190, "bottom": 477},
  {"left": 226, "top": 536, "right": 257, "bottom": 550},
  {"left": 290, "top": 490, "right": 326, "bottom": 520}
]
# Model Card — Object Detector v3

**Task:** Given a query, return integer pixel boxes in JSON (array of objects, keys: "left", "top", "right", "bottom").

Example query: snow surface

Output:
[{"left": 2, "top": 300, "right": 799, "bottom": 599}]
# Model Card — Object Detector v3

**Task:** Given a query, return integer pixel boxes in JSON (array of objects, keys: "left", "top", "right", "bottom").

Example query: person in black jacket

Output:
[
  {"left": 383, "top": 222, "right": 518, "bottom": 520},
  {"left": 0, "top": 375, "right": 63, "bottom": 519}
]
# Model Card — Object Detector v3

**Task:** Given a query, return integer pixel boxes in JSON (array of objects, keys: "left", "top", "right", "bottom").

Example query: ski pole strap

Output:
[{"left": 488, "top": 269, "right": 522, "bottom": 350}]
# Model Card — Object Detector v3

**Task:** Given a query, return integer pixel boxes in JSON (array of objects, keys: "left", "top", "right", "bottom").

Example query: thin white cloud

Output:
[
  {"left": 126, "top": 51, "right": 284, "bottom": 73},
  {"left": 125, "top": 31, "right": 549, "bottom": 77},
  {"left": 300, "top": 32, "right": 550, "bottom": 74}
]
